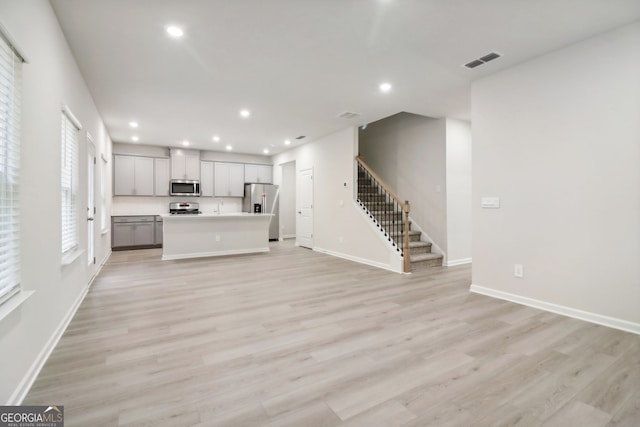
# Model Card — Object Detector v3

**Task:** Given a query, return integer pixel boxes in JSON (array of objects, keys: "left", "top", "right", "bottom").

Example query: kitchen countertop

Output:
[{"left": 160, "top": 213, "right": 274, "bottom": 219}]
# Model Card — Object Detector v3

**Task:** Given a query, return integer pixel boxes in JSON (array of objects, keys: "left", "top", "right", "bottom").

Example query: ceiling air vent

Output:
[
  {"left": 337, "top": 111, "right": 360, "bottom": 119},
  {"left": 295, "top": 135, "right": 306, "bottom": 140},
  {"left": 479, "top": 52, "right": 500, "bottom": 63},
  {"left": 463, "top": 59, "right": 484, "bottom": 69},
  {"left": 463, "top": 52, "right": 502, "bottom": 69}
]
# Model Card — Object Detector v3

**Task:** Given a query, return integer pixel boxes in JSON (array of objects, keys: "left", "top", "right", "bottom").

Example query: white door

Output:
[
  {"left": 297, "top": 168, "right": 313, "bottom": 248},
  {"left": 86, "top": 135, "right": 96, "bottom": 268}
]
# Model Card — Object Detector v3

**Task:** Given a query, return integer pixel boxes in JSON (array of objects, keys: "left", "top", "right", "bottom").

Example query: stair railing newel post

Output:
[{"left": 403, "top": 201, "right": 410, "bottom": 273}]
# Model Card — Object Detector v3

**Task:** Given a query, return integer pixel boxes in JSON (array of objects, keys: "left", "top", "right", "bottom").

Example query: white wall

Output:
[
  {"left": 471, "top": 22, "right": 640, "bottom": 329},
  {"left": 0, "top": 1, "right": 113, "bottom": 403},
  {"left": 272, "top": 127, "right": 402, "bottom": 271},
  {"left": 445, "top": 119, "right": 472, "bottom": 265},
  {"left": 279, "top": 161, "right": 296, "bottom": 238},
  {"left": 359, "top": 113, "right": 448, "bottom": 254}
]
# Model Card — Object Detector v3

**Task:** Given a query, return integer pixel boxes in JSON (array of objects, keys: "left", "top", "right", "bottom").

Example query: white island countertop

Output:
[
  {"left": 161, "top": 212, "right": 274, "bottom": 260},
  {"left": 160, "top": 212, "right": 273, "bottom": 219}
]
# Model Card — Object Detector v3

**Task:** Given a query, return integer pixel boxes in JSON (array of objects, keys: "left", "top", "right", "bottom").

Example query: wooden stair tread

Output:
[
  {"left": 409, "top": 241, "right": 430, "bottom": 249},
  {"left": 390, "top": 230, "right": 421, "bottom": 236},
  {"left": 357, "top": 172, "right": 442, "bottom": 270},
  {"left": 410, "top": 253, "right": 443, "bottom": 262}
]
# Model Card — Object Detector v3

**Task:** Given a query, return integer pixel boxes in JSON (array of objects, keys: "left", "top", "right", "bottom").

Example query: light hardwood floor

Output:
[{"left": 25, "top": 241, "right": 640, "bottom": 426}]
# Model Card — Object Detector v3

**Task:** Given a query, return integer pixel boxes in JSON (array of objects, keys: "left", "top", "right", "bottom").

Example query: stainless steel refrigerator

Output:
[{"left": 243, "top": 184, "right": 280, "bottom": 241}]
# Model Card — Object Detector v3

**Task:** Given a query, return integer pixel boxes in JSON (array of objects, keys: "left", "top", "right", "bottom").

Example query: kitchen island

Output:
[{"left": 160, "top": 213, "right": 273, "bottom": 260}]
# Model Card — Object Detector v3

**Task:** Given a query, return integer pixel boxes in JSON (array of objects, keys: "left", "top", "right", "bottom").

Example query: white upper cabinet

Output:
[
  {"left": 244, "top": 164, "right": 273, "bottom": 184},
  {"left": 214, "top": 162, "right": 245, "bottom": 197},
  {"left": 228, "top": 164, "right": 245, "bottom": 196},
  {"left": 113, "top": 155, "right": 154, "bottom": 196},
  {"left": 170, "top": 149, "right": 200, "bottom": 180},
  {"left": 154, "top": 158, "right": 170, "bottom": 196},
  {"left": 200, "top": 161, "right": 214, "bottom": 197}
]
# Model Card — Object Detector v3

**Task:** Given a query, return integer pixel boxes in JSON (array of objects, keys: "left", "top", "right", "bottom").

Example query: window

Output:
[
  {"left": 61, "top": 106, "right": 81, "bottom": 257},
  {"left": 0, "top": 29, "right": 23, "bottom": 306}
]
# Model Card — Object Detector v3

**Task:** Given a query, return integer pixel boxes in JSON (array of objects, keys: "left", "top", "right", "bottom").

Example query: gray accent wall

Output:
[
  {"left": 359, "top": 113, "right": 449, "bottom": 254},
  {"left": 359, "top": 113, "right": 473, "bottom": 264}
]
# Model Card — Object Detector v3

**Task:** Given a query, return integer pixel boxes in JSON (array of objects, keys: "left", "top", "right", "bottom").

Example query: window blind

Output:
[
  {"left": 0, "top": 29, "right": 22, "bottom": 305},
  {"left": 61, "top": 108, "right": 81, "bottom": 255}
]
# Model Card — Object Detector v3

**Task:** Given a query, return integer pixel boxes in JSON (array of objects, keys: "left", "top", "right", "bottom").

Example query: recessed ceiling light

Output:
[
  {"left": 166, "top": 26, "right": 184, "bottom": 38},
  {"left": 284, "top": 139, "right": 291, "bottom": 145},
  {"left": 239, "top": 109, "right": 251, "bottom": 118},
  {"left": 182, "top": 140, "right": 189, "bottom": 147},
  {"left": 226, "top": 145, "right": 232, "bottom": 151},
  {"left": 379, "top": 82, "right": 392, "bottom": 92},
  {"left": 131, "top": 136, "right": 139, "bottom": 142},
  {"left": 212, "top": 135, "right": 220, "bottom": 142},
  {"left": 263, "top": 149, "right": 269, "bottom": 154},
  {"left": 129, "top": 121, "right": 138, "bottom": 128}
]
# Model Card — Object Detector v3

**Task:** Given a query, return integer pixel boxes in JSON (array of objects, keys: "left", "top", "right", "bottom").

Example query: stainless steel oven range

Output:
[{"left": 169, "top": 202, "right": 201, "bottom": 215}]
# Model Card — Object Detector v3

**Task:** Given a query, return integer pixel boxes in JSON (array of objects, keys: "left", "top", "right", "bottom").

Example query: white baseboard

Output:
[
  {"left": 8, "top": 250, "right": 112, "bottom": 405},
  {"left": 314, "top": 247, "right": 402, "bottom": 273},
  {"left": 161, "top": 247, "right": 269, "bottom": 261},
  {"left": 282, "top": 234, "right": 296, "bottom": 239},
  {"left": 446, "top": 257, "right": 472, "bottom": 267},
  {"left": 470, "top": 284, "right": 640, "bottom": 336},
  {"left": 88, "top": 250, "right": 111, "bottom": 287}
]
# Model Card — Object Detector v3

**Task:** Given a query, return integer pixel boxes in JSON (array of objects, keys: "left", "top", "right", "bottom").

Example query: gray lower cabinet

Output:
[
  {"left": 112, "top": 216, "right": 160, "bottom": 249},
  {"left": 155, "top": 216, "right": 163, "bottom": 245}
]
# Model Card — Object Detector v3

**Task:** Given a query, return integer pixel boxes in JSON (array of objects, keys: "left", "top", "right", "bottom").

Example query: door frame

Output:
[
  {"left": 86, "top": 133, "right": 97, "bottom": 274},
  {"left": 296, "top": 167, "right": 314, "bottom": 248}
]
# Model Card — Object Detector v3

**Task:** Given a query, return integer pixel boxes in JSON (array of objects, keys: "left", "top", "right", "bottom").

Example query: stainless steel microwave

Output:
[{"left": 170, "top": 180, "right": 200, "bottom": 196}]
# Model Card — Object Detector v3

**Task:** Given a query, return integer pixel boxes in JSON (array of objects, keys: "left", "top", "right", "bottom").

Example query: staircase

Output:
[{"left": 356, "top": 158, "right": 443, "bottom": 272}]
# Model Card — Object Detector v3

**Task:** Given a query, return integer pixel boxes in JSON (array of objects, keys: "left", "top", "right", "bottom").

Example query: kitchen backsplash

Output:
[{"left": 112, "top": 196, "right": 243, "bottom": 215}]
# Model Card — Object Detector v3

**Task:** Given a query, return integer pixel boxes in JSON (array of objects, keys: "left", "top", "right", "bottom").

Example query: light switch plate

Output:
[{"left": 481, "top": 197, "right": 500, "bottom": 208}]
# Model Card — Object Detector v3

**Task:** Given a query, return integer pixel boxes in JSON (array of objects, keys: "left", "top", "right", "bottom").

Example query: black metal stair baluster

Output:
[{"left": 355, "top": 158, "right": 406, "bottom": 256}]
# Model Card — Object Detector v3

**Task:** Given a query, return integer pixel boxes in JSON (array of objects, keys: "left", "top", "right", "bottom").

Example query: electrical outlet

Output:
[
  {"left": 339, "top": 236, "right": 343, "bottom": 244},
  {"left": 514, "top": 264, "right": 524, "bottom": 278},
  {"left": 215, "top": 235, "right": 221, "bottom": 242}
]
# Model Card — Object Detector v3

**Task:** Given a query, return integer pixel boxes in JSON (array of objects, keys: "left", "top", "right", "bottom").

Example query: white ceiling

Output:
[{"left": 50, "top": 0, "right": 640, "bottom": 156}]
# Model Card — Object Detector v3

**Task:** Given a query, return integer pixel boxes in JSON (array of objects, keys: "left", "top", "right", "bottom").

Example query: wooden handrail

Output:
[
  {"left": 356, "top": 156, "right": 405, "bottom": 208},
  {"left": 356, "top": 155, "right": 411, "bottom": 273}
]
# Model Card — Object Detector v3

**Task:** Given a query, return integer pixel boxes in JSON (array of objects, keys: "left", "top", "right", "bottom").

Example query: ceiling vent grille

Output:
[
  {"left": 295, "top": 135, "right": 306, "bottom": 140},
  {"left": 337, "top": 111, "right": 360, "bottom": 119},
  {"left": 464, "top": 52, "right": 502, "bottom": 69}
]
